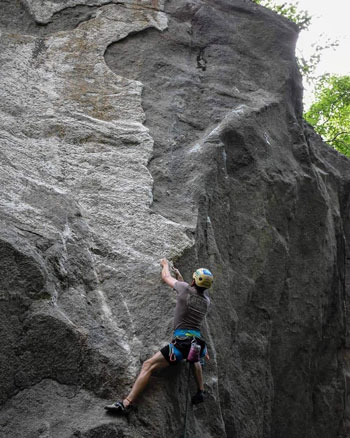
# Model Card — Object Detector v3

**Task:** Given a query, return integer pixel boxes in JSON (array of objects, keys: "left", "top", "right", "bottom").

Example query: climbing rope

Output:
[{"left": 182, "top": 362, "right": 192, "bottom": 438}]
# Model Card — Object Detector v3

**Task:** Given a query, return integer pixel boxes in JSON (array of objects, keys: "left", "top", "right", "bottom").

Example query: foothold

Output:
[{"left": 197, "top": 49, "right": 207, "bottom": 71}]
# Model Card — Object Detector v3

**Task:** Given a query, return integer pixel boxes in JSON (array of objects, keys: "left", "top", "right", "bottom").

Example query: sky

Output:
[
  {"left": 294, "top": 0, "right": 350, "bottom": 106},
  {"left": 271, "top": 0, "right": 350, "bottom": 107}
]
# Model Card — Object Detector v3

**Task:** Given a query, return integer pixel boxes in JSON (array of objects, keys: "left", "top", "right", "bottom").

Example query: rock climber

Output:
[{"left": 104, "top": 258, "right": 213, "bottom": 415}]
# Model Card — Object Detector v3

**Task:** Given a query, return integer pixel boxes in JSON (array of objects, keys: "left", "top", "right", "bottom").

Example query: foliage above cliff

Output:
[
  {"left": 305, "top": 75, "right": 350, "bottom": 156},
  {"left": 252, "top": 0, "right": 311, "bottom": 29},
  {"left": 253, "top": 1, "right": 348, "bottom": 157},
  {"left": 253, "top": 0, "right": 338, "bottom": 83}
]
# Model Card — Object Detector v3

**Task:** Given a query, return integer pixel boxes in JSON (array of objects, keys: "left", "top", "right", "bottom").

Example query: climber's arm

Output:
[
  {"left": 173, "top": 267, "right": 184, "bottom": 282},
  {"left": 160, "top": 258, "right": 177, "bottom": 288}
]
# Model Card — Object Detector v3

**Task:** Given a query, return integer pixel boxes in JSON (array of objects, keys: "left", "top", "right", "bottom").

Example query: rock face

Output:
[{"left": 0, "top": 0, "right": 349, "bottom": 437}]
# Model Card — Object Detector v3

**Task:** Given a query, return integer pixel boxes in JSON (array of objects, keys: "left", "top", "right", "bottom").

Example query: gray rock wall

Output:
[{"left": 0, "top": 1, "right": 349, "bottom": 437}]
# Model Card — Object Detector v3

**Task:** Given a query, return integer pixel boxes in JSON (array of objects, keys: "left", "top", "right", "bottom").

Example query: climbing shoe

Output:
[
  {"left": 104, "top": 401, "right": 133, "bottom": 415},
  {"left": 191, "top": 390, "right": 205, "bottom": 405}
]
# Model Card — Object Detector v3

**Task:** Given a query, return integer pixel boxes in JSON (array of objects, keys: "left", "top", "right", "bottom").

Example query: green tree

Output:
[
  {"left": 252, "top": 0, "right": 338, "bottom": 83},
  {"left": 252, "top": 1, "right": 348, "bottom": 157},
  {"left": 304, "top": 75, "right": 350, "bottom": 156},
  {"left": 252, "top": 0, "right": 311, "bottom": 29},
  {"left": 297, "top": 38, "right": 339, "bottom": 83}
]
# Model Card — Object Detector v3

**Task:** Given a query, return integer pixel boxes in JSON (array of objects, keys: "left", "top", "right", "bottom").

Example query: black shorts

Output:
[{"left": 160, "top": 337, "right": 207, "bottom": 365}]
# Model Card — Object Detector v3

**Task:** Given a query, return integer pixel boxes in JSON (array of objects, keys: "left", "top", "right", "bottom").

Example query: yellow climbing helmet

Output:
[{"left": 193, "top": 268, "right": 213, "bottom": 289}]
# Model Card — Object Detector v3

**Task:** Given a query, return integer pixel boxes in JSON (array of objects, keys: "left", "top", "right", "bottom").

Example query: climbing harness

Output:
[
  {"left": 169, "top": 329, "right": 207, "bottom": 364},
  {"left": 174, "top": 329, "right": 201, "bottom": 338}
]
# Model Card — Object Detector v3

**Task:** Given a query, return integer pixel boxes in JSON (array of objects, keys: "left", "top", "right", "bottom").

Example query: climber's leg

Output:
[{"left": 123, "top": 351, "right": 169, "bottom": 406}]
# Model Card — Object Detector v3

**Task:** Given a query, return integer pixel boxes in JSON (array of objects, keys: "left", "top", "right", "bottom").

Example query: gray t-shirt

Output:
[{"left": 173, "top": 281, "right": 210, "bottom": 331}]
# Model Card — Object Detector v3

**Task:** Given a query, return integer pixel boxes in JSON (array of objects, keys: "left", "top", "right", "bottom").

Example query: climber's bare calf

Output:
[{"left": 123, "top": 352, "right": 169, "bottom": 407}]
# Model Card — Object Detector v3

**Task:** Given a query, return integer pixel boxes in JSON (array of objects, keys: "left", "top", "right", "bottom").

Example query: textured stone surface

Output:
[
  {"left": 22, "top": 0, "right": 166, "bottom": 23},
  {"left": 0, "top": 0, "right": 349, "bottom": 437}
]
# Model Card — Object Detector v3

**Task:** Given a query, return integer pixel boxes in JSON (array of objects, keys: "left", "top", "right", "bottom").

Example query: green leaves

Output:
[
  {"left": 252, "top": 0, "right": 312, "bottom": 29},
  {"left": 253, "top": 1, "right": 348, "bottom": 157},
  {"left": 253, "top": 0, "right": 338, "bottom": 84},
  {"left": 297, "top": 39, "right": 339, "bottom": 84},
  {"left": 304, "top": 75, "right": 350, "bottom": 156}
]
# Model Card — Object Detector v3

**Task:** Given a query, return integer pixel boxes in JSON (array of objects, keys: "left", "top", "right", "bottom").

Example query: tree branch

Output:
[{"left": 329, "top": 131, "right": 350, "bottom": 143}]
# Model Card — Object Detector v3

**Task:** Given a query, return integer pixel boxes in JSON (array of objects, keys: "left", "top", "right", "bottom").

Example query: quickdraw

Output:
[{"left": 169, "top": 343, "right": 177, "bottom": 362}]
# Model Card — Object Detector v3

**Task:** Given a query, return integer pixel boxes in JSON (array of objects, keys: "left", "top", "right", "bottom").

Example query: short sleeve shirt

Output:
[{"left": 173, "top": 281, "right": 210, "bottom": 331}]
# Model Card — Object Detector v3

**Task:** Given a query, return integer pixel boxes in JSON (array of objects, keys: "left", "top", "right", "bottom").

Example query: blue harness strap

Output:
[{"left": 173, "top": 329, "right": 201, "bottom": 338}]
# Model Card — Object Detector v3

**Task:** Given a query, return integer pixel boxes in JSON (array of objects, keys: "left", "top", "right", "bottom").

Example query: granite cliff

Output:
[{"left": 0, "top": 0, "right": 349, "bottom": 437}]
